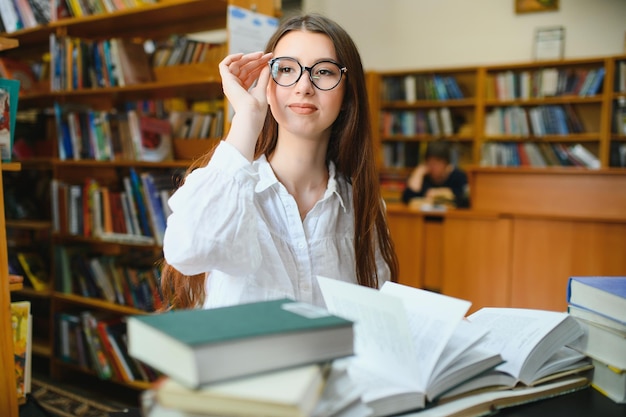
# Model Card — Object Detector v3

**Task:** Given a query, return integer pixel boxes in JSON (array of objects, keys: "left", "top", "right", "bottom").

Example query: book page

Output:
[
  {"left": 429, "top": 319, "right": 490, "bottom": 385},
  {"left": 317, "top": 276, "right": 419, "bottom": 390},
  {"left": 380, "top": 282, "right": 471, "bottom": 388}
]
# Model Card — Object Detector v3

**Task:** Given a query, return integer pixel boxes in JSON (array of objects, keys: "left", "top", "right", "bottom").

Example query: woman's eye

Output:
[{"left": 316, "top": 68, "right": 335, "bottom": 77}]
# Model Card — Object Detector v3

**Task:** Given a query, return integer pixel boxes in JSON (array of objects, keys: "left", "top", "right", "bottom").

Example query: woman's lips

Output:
[{"left": 289, "top": 103, "right": 317, "bottom": 114}]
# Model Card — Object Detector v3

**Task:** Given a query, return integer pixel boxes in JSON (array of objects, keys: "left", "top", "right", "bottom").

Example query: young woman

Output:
[{"left": 161, "top": 14, "right": 398, "bottom": 309}]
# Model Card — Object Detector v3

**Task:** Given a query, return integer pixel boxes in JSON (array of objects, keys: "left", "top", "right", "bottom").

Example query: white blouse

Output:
[{"left": 163, "top": 141, "right": 390, "bottom": 309}]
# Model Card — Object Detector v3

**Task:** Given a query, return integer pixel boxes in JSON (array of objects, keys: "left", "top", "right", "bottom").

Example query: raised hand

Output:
[
  {"left": 219, "top": 52, "right": 273, "bottom": 161},
  {"left": 219, "top": 52, "right": 273, "bottom": 119}
]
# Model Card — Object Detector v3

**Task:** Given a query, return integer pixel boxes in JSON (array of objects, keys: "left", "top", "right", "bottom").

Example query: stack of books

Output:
[
  {"left": 129, "top": 279, "right": 595, "bottom": 417},
  {"left": 127, "top": 298, "right": 366, "bottom": 417},
  {"left": 567, "top": 276, "right": 626, "bottom": 404}
]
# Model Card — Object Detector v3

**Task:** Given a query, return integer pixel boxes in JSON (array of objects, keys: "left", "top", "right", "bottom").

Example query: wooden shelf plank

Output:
[
  {"left": 5, "top": 219, "right": 53, "bottom": 231},
  {"left": 0, "top": 37, "right": 19, "bottom": 51},
  {"left": 53, "top": 292, "right": 149, "bottom": 315}
]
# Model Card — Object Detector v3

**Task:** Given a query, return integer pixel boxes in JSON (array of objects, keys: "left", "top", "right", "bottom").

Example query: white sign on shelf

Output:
[{"left": 227, "top": 5, "right": 279, "bottom": 55}]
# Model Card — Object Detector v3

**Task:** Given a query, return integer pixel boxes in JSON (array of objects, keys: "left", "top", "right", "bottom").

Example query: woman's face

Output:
[{"left": 267, "top": 30, "right": 346, "bottom": 142}]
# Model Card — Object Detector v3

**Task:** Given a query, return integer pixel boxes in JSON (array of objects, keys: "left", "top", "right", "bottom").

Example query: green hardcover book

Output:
[{"left": 127, "top": 298, "right": 354, "bottom": 388}]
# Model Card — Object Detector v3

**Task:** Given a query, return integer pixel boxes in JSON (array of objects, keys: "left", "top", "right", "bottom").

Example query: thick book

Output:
[
  {"left": 11, "top": 301, "right": 32, "bottom": 401},
  {"left": 113, "top": 38, "right": 154, "bottom": 85},
  {"left": 568, "top": 316, "right": 626, "bottom": 370},
  {"left": 591, "top": 358, "right": 626, "bottom": 404},
  {"left": 141, "top": 360, "right": 368, "bottom": 417},
  {"left": 317, "top": 277, "right": 504, "bottom": 417},
  {"left": 0, "top": 78, "right": 20, "bottom": 162},
  {"left": 568, "top": 304, "right": 626, "bottom": 334},
  {"left": 152, "top": 364, "right": 327, "bottom": 417},
  {"left": 127, "top": 298, "right": 354, "bottom": 388},
  {"left": 567, "top": 276, "right": 626, "bottom": 323}
]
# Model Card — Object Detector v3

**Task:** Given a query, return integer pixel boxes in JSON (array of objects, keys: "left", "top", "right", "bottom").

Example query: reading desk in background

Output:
[{"left": 385, "top": 168, "right": 626, "bottom": 314}]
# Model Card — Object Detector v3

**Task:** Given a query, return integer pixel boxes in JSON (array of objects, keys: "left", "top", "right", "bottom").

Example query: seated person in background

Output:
[{"left": 401, "top": 140, "right": 470, "bottom": 208}]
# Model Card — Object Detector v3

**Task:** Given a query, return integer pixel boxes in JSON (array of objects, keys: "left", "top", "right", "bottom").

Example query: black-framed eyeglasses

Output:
[{"left": 269, "top": 57, "right": 347, "bottom": 91}]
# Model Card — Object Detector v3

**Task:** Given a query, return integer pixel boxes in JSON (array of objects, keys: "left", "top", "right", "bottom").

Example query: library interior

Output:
[{"left": 1, "top": 0, "right": 626, "bottom": 416}]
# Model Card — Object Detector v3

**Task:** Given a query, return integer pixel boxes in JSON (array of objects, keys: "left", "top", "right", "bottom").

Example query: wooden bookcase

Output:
[
  {"left": 371, "top": 55, "right": 626, "bottom": 202},
  {"left": 1, "top": 34, "right": 23, "bottom": 417},
  {"left": 481, "top": 57, "right": 608, "bottom": 168},
  {"left": 1, "top": 0, "right": 280, "bottom": 396},
  {"left": 610, "top": 55, "right": 626, "bottom": 167}
]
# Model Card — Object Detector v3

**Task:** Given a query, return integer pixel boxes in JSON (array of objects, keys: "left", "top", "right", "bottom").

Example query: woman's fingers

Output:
[
  {"left": 220, "top": 52, "right": 271, "bottom": 83},
  {"left": 237, "top": 53, "right": 273, "bottom": 90},
  {"left": 219, "top": 52, "right": 272, "bottom": 101}
]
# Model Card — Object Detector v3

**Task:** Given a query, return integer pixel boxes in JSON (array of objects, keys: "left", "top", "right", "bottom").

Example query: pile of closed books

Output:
[
  {"left": 567, "top": 276, "right": 626, "bottom": 404},
  {"left": 127, "top": 298, "right": 368, "bottom": 417}
]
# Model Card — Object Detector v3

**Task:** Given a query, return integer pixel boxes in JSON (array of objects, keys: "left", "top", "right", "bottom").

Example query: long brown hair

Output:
[{"left": 160, "top": 14, "right": 398, "bottom": 310}]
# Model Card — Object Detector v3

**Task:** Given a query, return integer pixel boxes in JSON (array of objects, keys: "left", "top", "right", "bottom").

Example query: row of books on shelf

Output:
[
  {"left": 50, "top": 34, "right": 154, "bottom": 91},
  {"left": 380, "top": 107, "right": 467, "bottom": 137},
  {"left": 480, "top": 142, "right": 600, "bottom": 168},
  {"left": 381, "top": 140, "right": 464, "bottom": 170},
  {"left": 56, "top": 0, "right": 155, "bottom": 20},
  {"left": 53, "top": 100, "right": 224, "bottom": 161},
  {"left": 484, "top": 104, "right": 585, "bottom": 137},
  {"left": 56, "top": 310, "right": 159, "bottom": 384},
  {"left": 54, "top": 246, "right": 165, "bottom": 312},
  {"left": 152, "top": 34, "right": 227, "bottom": 68},
  {"left": 566, "top": 276, "right": 626, "bottom": 404},
  {"left": 169, "top": 103, "right": 225, "bottom": 140},
  {"left": 486, "top": 67, "right": 605, "bottom": 101},
  {"left": 129, "top": 277, "right": 595, "bottom": 417},
  {"left": 50, "top": 168, "right": 179, "bottom": 245},
  {"left": 381, "top": 74, "right": 466, "bottom": 102},
  {"left": 0, "top": 0, "right": 155, "bottom": 33}
]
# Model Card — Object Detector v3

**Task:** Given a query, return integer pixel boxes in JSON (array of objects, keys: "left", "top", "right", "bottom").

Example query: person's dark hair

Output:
[
  {"left": 160, "top": 14, "right": 399, "bottom": 310},
  {"left": 424, "top": 140, "right": 452, "bottom": 164}
]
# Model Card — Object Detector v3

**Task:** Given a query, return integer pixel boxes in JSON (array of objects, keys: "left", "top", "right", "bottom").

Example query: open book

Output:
[
  {"left": 317, "top": 277, "right": 589, "bottom": 417},
  {"left": 440, "top": 307, "right": 590, "bottom": 399},
  {"left": 317, "top": 277, "right": 503, "bottom": 417}
]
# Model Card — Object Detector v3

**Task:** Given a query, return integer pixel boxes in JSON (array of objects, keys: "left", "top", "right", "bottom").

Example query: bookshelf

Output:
[
  {"left": 481, "top": 57, "right": 607, "bottom": 169},
  {"left": 610, "top": 55, "right": 626, "bottom": 167},
  {"left": 1, "top": 34, "right": 21, "bottom": 417},
  {"left": 5, "top": 158, "right": 54, "bottom": 373},
  {"left": 1, "top": 0, "right": 280, "bottom": 394},
  {"left": 368, "top": 67, "right": 480, "bottom": 201},
  {"left": 371, "top": 55, "right": 626, "bottom": 202}
]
